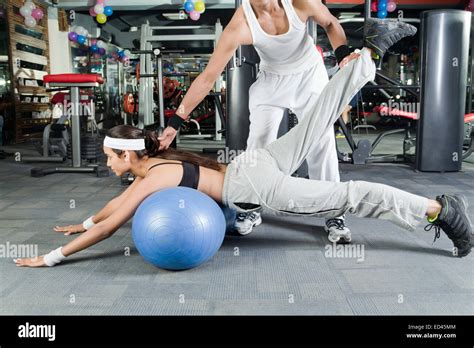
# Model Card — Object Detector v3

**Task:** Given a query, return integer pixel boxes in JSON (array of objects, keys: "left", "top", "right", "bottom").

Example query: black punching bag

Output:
[
  {"left": 416, "top": 10, "right": 471, "bottom": 172},
  {"left": 225, "top": 45, "right": 260, "bottom": 152}
]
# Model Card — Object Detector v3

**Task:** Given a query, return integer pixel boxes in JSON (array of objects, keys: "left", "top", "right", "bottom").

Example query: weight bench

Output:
[{"left": 31, "top": 74, "right": 109, "bottom": 177}]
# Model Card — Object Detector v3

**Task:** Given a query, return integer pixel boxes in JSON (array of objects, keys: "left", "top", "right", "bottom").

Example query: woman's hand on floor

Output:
[
  {"left": 14, "top": 256, "right": 46, "bottom": 268},
  {"left": 54, "top": 224, "right": 85, "bottom": 236},
  {"left": 339, "top": 52, "right": 361, "bottom": 69}
]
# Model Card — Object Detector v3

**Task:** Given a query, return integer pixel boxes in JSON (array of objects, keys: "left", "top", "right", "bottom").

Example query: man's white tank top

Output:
[{"left": 242, "top": 0, "right": 321, "bottom": 75}]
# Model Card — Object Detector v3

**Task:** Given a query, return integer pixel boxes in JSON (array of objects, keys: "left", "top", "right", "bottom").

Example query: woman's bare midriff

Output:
[
  {"left": 144, "top": 158, "right": 227, "bottom": 204},
  {"left": 198, "top": 165, "right": 227, "bottom": 203}
]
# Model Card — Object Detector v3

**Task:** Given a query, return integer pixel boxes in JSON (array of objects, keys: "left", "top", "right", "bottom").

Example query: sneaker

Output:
[
  {"left": 325, "top": 217, "right": 352, "bottom": 244},
  {"left": 424, "top": 194, "right": 473, "bottom": 257},
  {"left": 234, "top": 211, "right": 262, "bottom": 236},
  {"left": 364, "top": 18, "right": 417, "bottom": 59}
]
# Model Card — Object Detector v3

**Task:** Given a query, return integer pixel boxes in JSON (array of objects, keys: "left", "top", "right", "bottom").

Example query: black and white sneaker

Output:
[
  {"left": 325, "top": 217, "right": 352, "bottom": 244},
  {"left": 364, "top": 18, "right": 417, "bottom": 59},
  {"left": 234, "top": 212, "right": 262, "bottom": 236},
  {"left": 425, "top": 194, "right": 473, "bottom": 257}
]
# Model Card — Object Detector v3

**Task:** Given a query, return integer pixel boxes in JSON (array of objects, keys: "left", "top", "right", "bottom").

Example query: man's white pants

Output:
[{"left": 246, "top": 61, "right": 339, "bottom": 182}]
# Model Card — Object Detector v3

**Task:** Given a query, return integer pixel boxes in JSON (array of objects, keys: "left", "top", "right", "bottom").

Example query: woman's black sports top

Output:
[{"left": 147, "top": 161, "right": 200, "bottom": 189}]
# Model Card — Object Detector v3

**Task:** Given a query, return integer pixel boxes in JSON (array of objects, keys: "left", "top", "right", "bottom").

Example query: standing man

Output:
[{"left": 159, "top": 0, "right": 359, "bottom": 242}]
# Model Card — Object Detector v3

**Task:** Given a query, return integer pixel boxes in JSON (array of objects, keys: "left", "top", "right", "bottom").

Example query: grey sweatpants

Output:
[{"left": 222, "top": 48, "right": 429, "bottom": 231}]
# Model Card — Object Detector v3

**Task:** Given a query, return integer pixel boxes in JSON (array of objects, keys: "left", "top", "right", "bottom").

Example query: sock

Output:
[
  {"left": 370, "top": 50, "right": 380, "bottom": 61},
  {"left": 428, "top": 198, "right": 445, "bottom": 223}
]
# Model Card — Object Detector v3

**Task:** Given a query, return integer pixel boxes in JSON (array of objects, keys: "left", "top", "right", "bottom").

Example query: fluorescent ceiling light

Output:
[
  {"left": 339, "top": 12, "right": 360, "bottom": 19},
  {"left": 163, "top": 11, "right": 188, "bottom": 20}
]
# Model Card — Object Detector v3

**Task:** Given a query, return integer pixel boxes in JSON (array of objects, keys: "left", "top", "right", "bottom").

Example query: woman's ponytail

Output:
[{"left": 143, "top": 129, "right": 161, "bottom": 157}]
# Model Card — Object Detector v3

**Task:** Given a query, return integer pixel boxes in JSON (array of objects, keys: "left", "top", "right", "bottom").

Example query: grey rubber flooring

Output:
[{"left": 0, "top": 135, "right": 473, "bottom": 315}]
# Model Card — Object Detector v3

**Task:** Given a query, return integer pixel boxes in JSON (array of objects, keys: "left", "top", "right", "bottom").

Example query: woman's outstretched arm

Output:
[
  {"left": 53, "top": 177, "right": 143, "bottom": 235},
  {"left": 15, "top": 175, "right": 165, "bottom": 268},
  {"left": 91, "top": 176, "right": 143, "bottom": 223}
]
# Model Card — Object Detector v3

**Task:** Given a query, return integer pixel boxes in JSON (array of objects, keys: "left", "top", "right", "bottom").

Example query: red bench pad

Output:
[
  {"left": 44, "top": 74, "right": 104, "bottom": 84},
  {"left": 374, "top": 105, "right": 418, "bottom": 120}
]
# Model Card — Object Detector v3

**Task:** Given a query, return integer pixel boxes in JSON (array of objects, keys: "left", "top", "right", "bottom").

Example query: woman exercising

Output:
[
  {"left": 159, "top": 0, "right": 355, "bottom": 238},
  {"left": 15, "top": 25, "right": 472, "bottom": 268}
]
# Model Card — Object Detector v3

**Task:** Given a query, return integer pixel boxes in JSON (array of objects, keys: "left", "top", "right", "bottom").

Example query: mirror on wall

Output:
[
  {"left": 0, "top": 4, "right": 10, "bottom": 146},
  {"left": 0, "top": 5, "right": 11, "bottom": 103}
]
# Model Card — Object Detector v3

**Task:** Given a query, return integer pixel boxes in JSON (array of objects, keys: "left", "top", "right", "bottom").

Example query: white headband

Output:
[{"left": 104, "top": 136, "right": 146, "bottom": 151}]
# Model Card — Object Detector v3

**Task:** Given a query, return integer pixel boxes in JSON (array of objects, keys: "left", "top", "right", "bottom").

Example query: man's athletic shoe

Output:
[
  {"left": 364, "top": 18, "right": 417, "bottom": 59},
  {"left": 325, "top": 217, "right": 352, "bottom": 244},
  {"left": 425, "top": 194, "right": 473, "bottom": 257},
  {"left": 234, "top": 211, "right": 262, "bottom": 236}
]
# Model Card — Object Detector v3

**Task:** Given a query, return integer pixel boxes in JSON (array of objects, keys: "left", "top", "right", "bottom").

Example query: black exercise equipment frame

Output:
[{"left": 335, "top": 71, "right": 420, "bottom": 165}]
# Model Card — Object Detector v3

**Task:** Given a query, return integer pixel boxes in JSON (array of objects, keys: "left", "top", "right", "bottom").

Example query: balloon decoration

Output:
[
  {"left": 19, "top": 1, "right": 44, "bottom": 28},
  {"left": 79, "top": 56, "right": 89, "bottom": 67},
  {"left": 68, "top": 31, "right": 77, "bottom": 41},
  {"left": 371, "top": 0, "right": 397, "bottom": 18},
  {"left": 76, "top": 35, "right": 86, "bottom": 45},
  {"left": 466, "top": 0, "right": 474, "bottom": 12},
  {"left": 371, "top": 1, "right": 378, "bottom": 12},
  {"left": 377, "top": 0, "right": 388, "bottom": 18},
  {"left": 67, "top": 25, "right": 108, "bottom": 59},
  {"left": 183, "top": 0, "right": 206, "bottom": 21},
  {"left": 89, "top": 40, "right": 108, "bottom": 57},
  {"left": 106, "top": 47, "right": 132, "bottom": 66},
  {"left": 68, "top": 25, "right": 89, "bottom": 45},
  {"left": 89, "top": 0, "right": 113, "bottom": 24},
  {"left": 386, "top": 1, "right": 397, "bottom": 12}
]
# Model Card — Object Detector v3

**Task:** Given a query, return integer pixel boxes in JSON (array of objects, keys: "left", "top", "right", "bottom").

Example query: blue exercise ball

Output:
[{"left": 132, "top": 187, "right": 226, "bottom": 270}]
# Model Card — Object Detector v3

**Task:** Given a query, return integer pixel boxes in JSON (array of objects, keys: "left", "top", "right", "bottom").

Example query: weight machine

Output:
[{"left": 137, "top": 22, "right": 224, "bottom": 142}]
